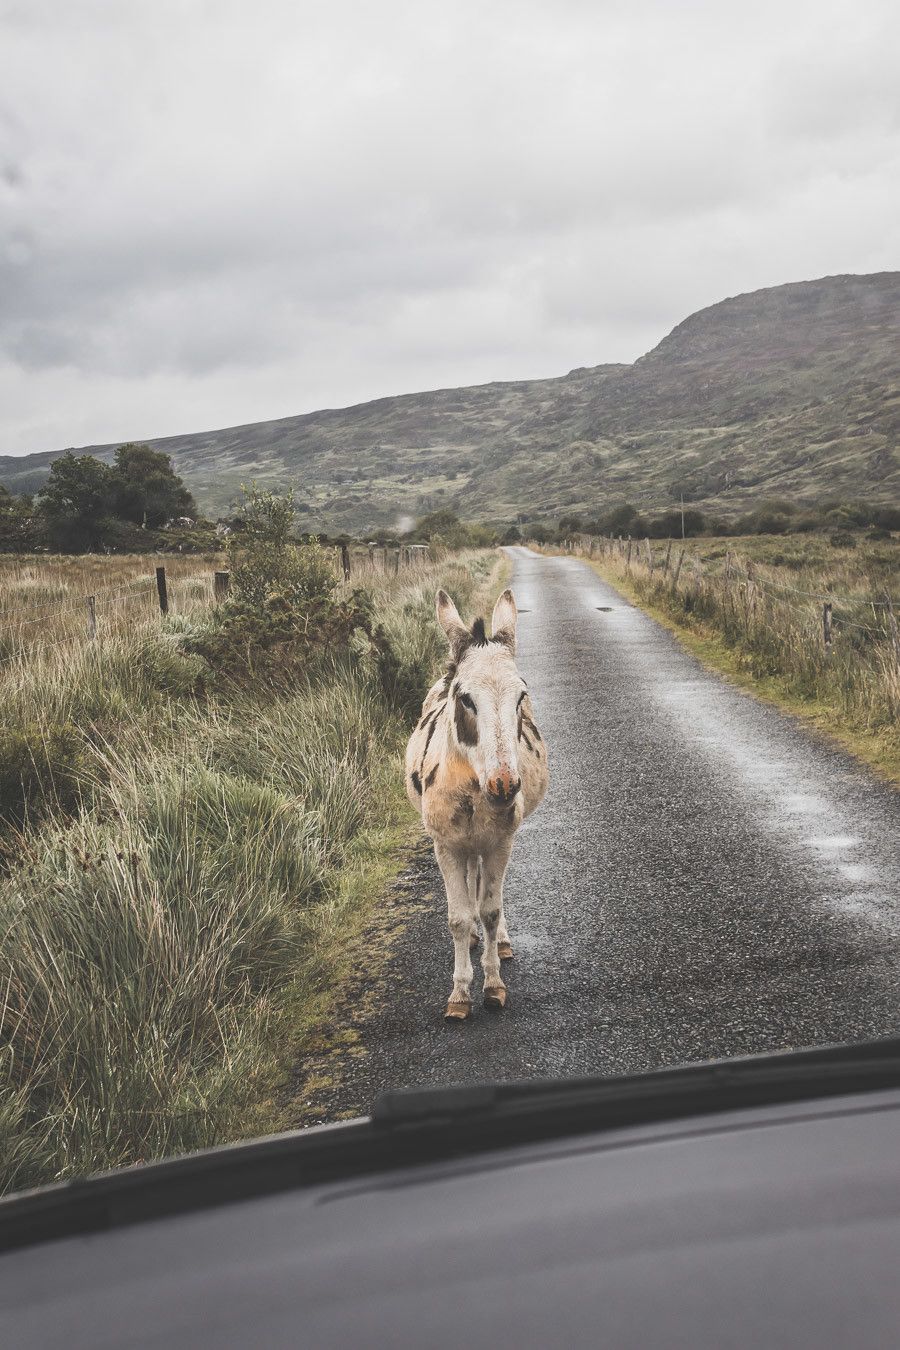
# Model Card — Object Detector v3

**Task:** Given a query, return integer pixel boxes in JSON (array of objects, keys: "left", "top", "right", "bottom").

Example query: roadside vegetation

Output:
[
  {"left": 0, "top": 488, "right": 498, "bottom": 1194},
  {"left": 561, "top": 530, "right": 900, "bottom": 783},
  {"left": 532, "top": 496, "right": 900, "bottom": 544}
]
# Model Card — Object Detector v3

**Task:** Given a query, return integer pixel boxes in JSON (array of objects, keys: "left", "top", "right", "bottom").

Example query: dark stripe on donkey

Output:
[
  {"left": 452, "top": 792, "right": 475, "bottom": 826},
  {"left": 470, "top": 617, "right": 488, "bottom": 645},
  {"left": 424, "top": 764, "right": 438, "bottom": 790},
  {"left": 522, "top": 715, "right": 542, "bottom": 742},
  {"left": 454, "top": 697, "right": 478, "bottom": 746},
  {"left": 421, "top": 709, "right": 442, "bottom": 762},
  {"left": 410, "top": 770, "right": 422, "bottom": 795}
]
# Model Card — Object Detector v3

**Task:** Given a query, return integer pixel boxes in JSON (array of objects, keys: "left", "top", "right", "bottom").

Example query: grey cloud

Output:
[{"left": 1, "top": 0, "right": 898, "bottom": 453}]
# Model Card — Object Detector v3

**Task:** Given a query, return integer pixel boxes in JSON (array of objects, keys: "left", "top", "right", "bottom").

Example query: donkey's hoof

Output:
[
  {"left": 444, "top": 999, "right": 472, "bottom": 1021},
  {"left": 498, "top": 941, "right": 514, "bottom": 961},
  {"left": 483, "top": 986, "right": 507, "bottom": 1010}
]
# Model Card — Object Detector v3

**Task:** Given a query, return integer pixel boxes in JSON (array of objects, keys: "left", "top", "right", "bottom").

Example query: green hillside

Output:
[{"left": 2, "top": 272, "right": 897, "bottom": 531}]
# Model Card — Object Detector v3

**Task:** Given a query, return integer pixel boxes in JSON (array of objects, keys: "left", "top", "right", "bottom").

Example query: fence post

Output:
[
  {"left": 394, "top": 548, "right": 400, "bottom": 575},
  {"left": 822, "top": 602, "right": 833, "bottom": 653},
  {"left": 672, "top": 549, "right": 685, "bottom": 589},
  {"left": 644, "top": 538, "right": 653, "bottom": 576},
  {"left": 663, "top": 539, "right": 672, "bottom": 575},
  {"left": 155, "top": 566, "right": 168, "bottom": 615},
  {"left": 86, "top": 595, "right": 97, "bottom": 640},
  {"left": 340, "top": 543, "right": 351, "bottom": 581},
  {"left": 883, "top": 591, "right": 899, "bottom": 668},
  {"left": 368, "top": 543, "right": 375, "bottom": 570},
  {"left": 625, "top": 536, "right": 632, "bottom": 570},
  {"left": 214, "top": 570, "right": 231, "bottom": 602}
]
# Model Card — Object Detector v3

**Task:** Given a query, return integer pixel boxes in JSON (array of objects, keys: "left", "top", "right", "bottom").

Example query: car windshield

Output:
[{"left": 0, "top": 0, "right": 897, "bottom": 1201}]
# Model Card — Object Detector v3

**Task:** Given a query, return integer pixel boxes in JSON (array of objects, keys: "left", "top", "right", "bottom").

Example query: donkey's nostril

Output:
[{"left": 487, "top": 775, "right": 521, "bottom": 803}]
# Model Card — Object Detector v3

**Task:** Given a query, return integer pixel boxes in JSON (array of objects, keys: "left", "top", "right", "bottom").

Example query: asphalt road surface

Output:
[{"left": 295, "top": 547, "right": 900, "bottom": 1117}]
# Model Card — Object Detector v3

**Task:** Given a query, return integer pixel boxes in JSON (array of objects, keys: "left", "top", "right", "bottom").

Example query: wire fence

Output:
[{"left": 0, "top": 543, "right": 433, "bottom": 663}]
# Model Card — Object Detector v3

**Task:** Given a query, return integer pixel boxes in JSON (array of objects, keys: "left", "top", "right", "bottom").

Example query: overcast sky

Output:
[{"left": 1, "top": 0, "right": 898, "bottom": 456}]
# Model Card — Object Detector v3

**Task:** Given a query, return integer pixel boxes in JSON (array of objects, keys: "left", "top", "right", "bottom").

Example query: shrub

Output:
[
  {"left": 874, "top": 506, "right": 900, "bottom": 531},
  {"left": 191, "top": 488, "right": 372, "bottom": 684}
]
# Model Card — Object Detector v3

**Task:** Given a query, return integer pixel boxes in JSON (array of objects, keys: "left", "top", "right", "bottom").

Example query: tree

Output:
[
  {"left": 0, "top": 487, "right": 37, "bottom": 552},
  {"left": 410, "top": 510, "right": 470, "bottom": 549},
  {"left": 109, "top": 443, "right": 195, "bottom": 528},
  {"left": 37, "top": 454, "right": 115, "bottom": 551}
]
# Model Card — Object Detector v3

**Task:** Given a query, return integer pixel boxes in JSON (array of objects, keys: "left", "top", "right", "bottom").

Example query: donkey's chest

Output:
[{"left": 422, "top": 781, "right": 522, "bottom": 846}]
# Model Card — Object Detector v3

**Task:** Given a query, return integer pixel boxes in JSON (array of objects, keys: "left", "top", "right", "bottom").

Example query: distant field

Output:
[{"left": 0, "top": 553, "right": 225, "bottom": 660}]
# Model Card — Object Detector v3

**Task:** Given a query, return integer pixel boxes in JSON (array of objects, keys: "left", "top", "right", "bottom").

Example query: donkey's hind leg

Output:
[{"left": 435, "top": 842, "right": 476, "bottom": 1020}]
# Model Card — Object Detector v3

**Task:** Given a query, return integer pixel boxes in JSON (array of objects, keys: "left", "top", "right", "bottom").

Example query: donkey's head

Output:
[{"left": 436, "top": 587, "right": 526, "bottom": 807}]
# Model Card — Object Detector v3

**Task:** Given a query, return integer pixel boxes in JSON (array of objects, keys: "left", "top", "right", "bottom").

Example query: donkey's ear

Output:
[
  {"left": 436, "top": 590, "right": 467, "bottom": 650},
  {"left": 491, "top": 588, "right": 517, "bottom": 652}
]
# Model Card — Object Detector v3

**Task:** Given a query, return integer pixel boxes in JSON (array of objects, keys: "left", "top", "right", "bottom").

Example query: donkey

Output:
[{"left": 405, "top": 588, "right": 548, "bottom": 1019}]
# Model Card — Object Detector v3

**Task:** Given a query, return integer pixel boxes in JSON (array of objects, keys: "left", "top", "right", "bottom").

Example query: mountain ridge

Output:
[{"left": 2, "top": 272, "right": 897, "bottom": 529}]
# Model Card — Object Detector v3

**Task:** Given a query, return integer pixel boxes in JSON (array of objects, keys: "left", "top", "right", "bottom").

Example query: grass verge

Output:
[
  {"left": 0, "top": 547, "right": 503, "bottom": 1194},
  {"left": 586, "top": 555, "right": 900, "bottom": 788}
]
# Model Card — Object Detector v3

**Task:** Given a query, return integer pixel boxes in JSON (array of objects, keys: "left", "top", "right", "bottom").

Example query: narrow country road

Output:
[{"left": 293, "top": 547, "right": 900, "bottom": 1117}]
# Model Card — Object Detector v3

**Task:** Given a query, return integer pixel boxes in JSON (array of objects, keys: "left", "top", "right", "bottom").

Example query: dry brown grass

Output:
[{"left": 0, "top": 553, "right": 225, "bottom": 659}]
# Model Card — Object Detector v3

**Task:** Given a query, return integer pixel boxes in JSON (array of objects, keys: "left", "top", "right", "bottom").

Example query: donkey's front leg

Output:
[
  {"left": 435, "top": 842, "right": 477, "bottom": 1020},
  {"left": 497, "top": 899, "right": 513, "bottom": 962},
  {"left": 479, "top": 836, "right": 514, "bottom": 1010}
]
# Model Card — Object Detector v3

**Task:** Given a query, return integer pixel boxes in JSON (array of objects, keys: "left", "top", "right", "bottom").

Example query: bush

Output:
[
  {"left": 874, "top": 506, "right": 900, "bottom": 531},
  {"left": 190, "top": 488, "right": 372, "bottom": 684},
  {"left": 829, "top": 530, "right": 857, "bottom": 549}
]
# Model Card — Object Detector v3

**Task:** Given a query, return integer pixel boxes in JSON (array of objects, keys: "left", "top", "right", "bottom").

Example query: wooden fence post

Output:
[
  {"left": 340, "top": 543, "right": 351, "bottom": 581},
  {"left": 86, "top": 595, "right": 97, "bottom": 640},
  {"left": 883, "top": 592, "right": 899, "bottom": 667},
  {"left": 394, "top": 548, "right": 400, "bottom": 575},
  {"left": 625, "top": 536, "right": 632, "bottom": 570},
  {"left": 663, "top": 539, "right": 672, "bottom": 575},
  {"left": 214, "top": 570, "right": 231, "bottom": 602},
  {"left": 644, "top": 538, "right": 653, "bottom": 576},
  {"left": 155, "top": 566, "right": 168, "bottom": 615},
  {"left": 822, "top": 602, "right": 833, "bottom": 653},
  {"left": 672, "top": 549, "right": 685, "bottom": 589}
]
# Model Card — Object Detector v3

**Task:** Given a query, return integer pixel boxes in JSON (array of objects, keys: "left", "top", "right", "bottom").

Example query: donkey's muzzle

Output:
[{"left": 485, "top": 772, "right": 521, "bottom": 805}]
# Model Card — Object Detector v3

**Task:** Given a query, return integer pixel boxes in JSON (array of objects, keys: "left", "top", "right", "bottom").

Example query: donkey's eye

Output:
[{"left": 459, "top": 693, "right": 477, "bottom": 714}]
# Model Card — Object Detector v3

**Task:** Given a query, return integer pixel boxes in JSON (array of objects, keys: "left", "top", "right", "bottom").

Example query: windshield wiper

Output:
[
  {"left": 373, "top": 1036, "right": 900, "bottom": 1130},
  {"left": 3, "top": 1037, "right": 899, "bottom": 1255}
]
